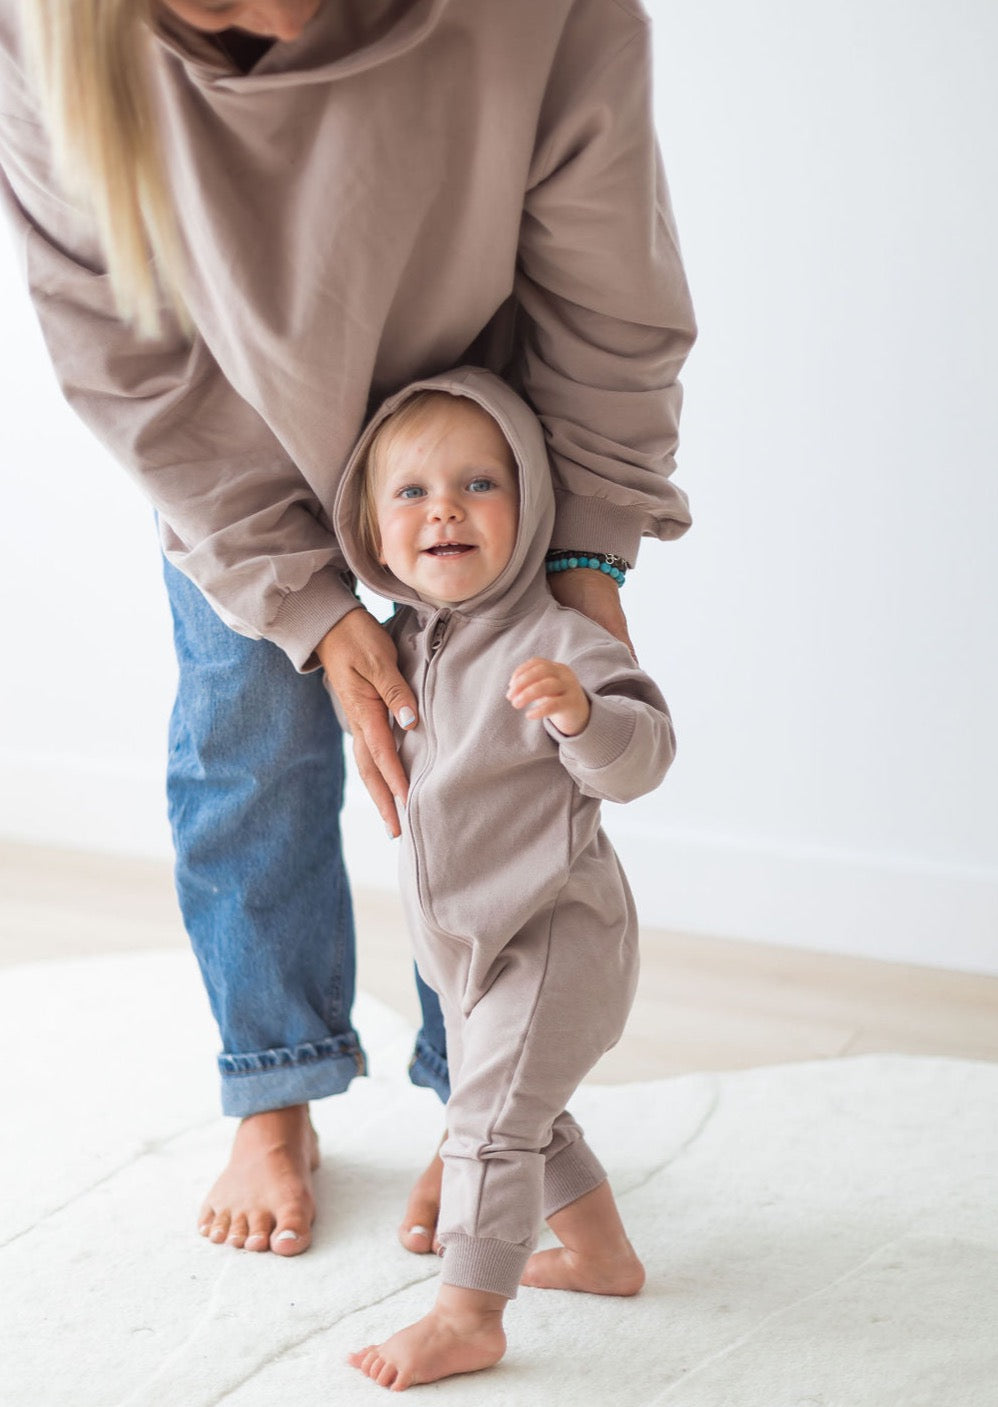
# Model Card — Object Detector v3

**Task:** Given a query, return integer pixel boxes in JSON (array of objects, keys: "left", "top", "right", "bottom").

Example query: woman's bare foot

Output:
[
  {"left": 347, "top": 1285, "right": 506, "bottom": 1391},
  {"left": 397, "top": 1138, "right": 444, "bottom": 1256},
  {"left": 520, "top": 1179, "right": 645, "bottom": 1295},
  {"left": 198, "top": 1104, "right": 320, "bottom": 1256}
]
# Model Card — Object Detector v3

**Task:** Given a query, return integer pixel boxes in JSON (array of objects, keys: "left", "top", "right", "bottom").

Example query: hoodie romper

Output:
[{"left": 336, "top": 368, "right": 676, "bottom": 1299}]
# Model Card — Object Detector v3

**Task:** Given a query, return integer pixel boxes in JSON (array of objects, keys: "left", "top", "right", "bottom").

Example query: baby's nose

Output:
[{"left": 429, "top": 495, "right": 462, "bottom": 519}]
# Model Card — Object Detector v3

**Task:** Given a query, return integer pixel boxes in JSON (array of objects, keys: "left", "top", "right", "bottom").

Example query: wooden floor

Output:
[{"left": 2, "top": 840, "right": 996, "bottom": 1082}]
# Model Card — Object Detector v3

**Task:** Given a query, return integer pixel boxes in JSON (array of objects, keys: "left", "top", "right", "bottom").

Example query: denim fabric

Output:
[
  {"left": 411, "top": 963, "right": 451, "bottom": 1100},
  {"left": 161, "top": 555, "right": 449, "bottom": 1114}
]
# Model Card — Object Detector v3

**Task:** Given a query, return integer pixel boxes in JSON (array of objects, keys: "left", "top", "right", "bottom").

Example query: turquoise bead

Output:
[{"left": 544, "top": 553, "right": 626, "bottom": 585}]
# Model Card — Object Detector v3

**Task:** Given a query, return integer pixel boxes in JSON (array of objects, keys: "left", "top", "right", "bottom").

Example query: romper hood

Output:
[{"left": 335, "top": 367, "right": 556, "bottom": 620}]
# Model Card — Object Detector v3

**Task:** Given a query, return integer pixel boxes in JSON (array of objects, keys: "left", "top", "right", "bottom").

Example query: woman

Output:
[{"left": 0, "top": 0, "right": 695, "bottom": 1258}]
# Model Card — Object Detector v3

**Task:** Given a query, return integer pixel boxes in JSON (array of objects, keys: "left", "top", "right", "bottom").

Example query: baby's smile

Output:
[{"left": 424, "top": 542, "right": 475, "bottom": 558}]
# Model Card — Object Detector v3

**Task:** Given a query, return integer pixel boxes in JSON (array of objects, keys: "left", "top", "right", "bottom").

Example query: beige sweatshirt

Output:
[{"left": 0, "top": 0, "right": 695, "bottom": 670}]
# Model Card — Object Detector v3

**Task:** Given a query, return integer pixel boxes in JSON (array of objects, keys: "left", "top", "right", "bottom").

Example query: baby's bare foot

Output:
[
  {"left": 347, "top": 1288, "right": 506, "bottom": 1391},
  {"left": 198, "top": 1104, "right": 319, "bottom": 1256},
  {"left": 520, "top": 1244, "right": 645, "bottom": 1295},
  {"left": 397, "top": 1137, "right": 444, "bottom": 1255},
  {"left": 520, "top": 1177, "right": 645, "bottom": 1295}
]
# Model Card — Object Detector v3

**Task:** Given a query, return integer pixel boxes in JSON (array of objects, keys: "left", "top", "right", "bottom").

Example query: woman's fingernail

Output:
[
  {"left": 397, "top": 707, "right": 416, "bottom": 728},
  {"left": 385, "top": 823, "right": 396, "bottom": 839},
  {"left": 408, "top": 1225, "right": 432, "bottom": 1240},
  {"left": 275, "top": 1229, "right": 300, "bottom": 1243}
]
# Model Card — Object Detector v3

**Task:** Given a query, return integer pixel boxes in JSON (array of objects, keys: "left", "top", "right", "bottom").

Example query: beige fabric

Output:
[
  {"left": 336, "top": 368, "right": 670, "bottom": 1295},
  {"left": 0, "top": 0, "right": 695, "bottom": 669},
  {"left": 418, "top": 898, "right": 634, "bottom": 1297}
]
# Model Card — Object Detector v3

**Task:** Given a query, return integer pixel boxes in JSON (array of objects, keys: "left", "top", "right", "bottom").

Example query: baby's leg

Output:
[
  {"left": 347, "top": 1285, "right": 507, "bottom": 1391},
  {"left": 521, "top": 1175, "right": 645, "bottom": 1295}
]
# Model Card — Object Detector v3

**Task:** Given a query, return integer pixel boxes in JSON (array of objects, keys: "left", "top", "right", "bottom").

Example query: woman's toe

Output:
[
  {"left": 399, "top": 1223, "right": 434, "bottom": 1254},
  {"left": 245, "top": 1211, "right": 273, "bottom": 1252},
  {"left": 271, "top": 1217, "right": 311, "bottom": 1256},
  {"left": 209, "top": 1212, "right": 231, "bottom": 1244},
  {"left": 226, "top": 1213, "right": 249, "bottom": 1248}
]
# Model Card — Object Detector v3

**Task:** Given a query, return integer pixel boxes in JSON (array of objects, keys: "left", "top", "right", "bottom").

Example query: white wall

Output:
[{"left": 1, "top": 0, "right": 995, "bottom": 972}]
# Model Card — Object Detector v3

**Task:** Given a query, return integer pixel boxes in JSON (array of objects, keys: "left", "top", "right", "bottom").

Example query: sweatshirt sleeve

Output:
[
  {"left": 0, "top": 86, "right": 358, "bottom": 671},
  {"left": 514, "top": 3, "right": 696, "bottom": 566},
  {"left": 543, "top": 640, "right": 676, "bottom": 803}
]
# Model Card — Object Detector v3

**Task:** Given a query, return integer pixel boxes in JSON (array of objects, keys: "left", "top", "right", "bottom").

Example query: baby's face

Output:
[{"left": 373, "top": 399, "right": 519, "bottom": 606}]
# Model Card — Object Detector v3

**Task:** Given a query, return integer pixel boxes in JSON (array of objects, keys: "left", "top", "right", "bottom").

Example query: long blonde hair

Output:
[{"left": 23, "top": 0, "right": 187, "bottom": 337}]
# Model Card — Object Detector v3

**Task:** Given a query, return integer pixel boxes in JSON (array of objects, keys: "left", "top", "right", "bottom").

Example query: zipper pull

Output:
[{"left": 429, "top": 610, "right": 450, "bottom": 656}]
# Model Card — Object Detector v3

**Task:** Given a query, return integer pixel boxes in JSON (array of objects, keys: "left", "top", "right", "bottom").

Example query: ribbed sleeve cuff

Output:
[
  {"left": 543, "top": 1138, "right": 608, "bottom": 1219},
  {"left": 268, "top": 567, "right": 363, "bottom": 672},
  {"left": 438, "top": 1235, "right": 532, "bottom": 1300},
  {"left": 551, "top": 494, "right": 645, "bottom": 567},
  {"left": 545, "top": 694, "right": 637, "bottom": 771}
]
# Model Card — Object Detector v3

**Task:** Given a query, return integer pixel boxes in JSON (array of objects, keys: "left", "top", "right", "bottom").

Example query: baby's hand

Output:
[{"left": 506, "top": 658, "right": 591, "bottom": 737}]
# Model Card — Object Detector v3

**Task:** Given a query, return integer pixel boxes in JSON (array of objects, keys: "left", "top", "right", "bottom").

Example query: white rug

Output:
[{"left": 1, "top": 951, "right": 995, "bottom": 1407}]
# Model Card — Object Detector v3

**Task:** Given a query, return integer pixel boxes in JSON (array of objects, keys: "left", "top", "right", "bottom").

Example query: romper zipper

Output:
[{"left": 407, "top": 609, "right": 451, "bottom": 924}]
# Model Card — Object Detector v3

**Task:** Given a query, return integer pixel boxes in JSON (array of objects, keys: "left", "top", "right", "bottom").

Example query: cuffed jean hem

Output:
[
  {"left": 543, "top": 1138, "right": 607, "bottom": 1219},
  {"left": 219, "top": 1036, "right": 367, "bottom": 1118},
  {"left": 438, "top": 1234, "right": 532, "bottom": 1300},
  {"left": 408, "top": 1032, "right": 450, "bottom": 1104}
]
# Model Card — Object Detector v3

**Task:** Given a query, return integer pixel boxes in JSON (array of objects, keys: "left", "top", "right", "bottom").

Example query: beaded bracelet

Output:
[{"left": 545, "top": 550, "right": 628, "bottom": 585}]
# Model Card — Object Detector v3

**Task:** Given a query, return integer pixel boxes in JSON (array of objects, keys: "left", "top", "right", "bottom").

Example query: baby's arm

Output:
[
  {"left": 509, "top": 634, "right": 676, "bottom": 803},
  {"left": 506, "top": 657, "right": 590, "bottom": 737}
]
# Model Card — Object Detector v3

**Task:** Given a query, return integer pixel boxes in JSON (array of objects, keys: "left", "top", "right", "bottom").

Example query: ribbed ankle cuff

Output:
[
  {"left": 438, "top": 1235, "right": 532, "bottom": 1300},
  {"left": 543, "top": 1138, "right": 607, "bottom": 1218}
]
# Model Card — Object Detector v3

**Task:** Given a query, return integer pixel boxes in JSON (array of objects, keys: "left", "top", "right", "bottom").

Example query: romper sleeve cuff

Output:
[{"left": 543, "top": 693, "right": 637, "bottom": 772}]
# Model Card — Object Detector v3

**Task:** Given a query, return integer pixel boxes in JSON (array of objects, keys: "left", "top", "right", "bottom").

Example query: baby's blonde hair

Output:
[
  {"left": 357, "top": 391, "right": 461, "bottom": 562},
  {"left": 23, "top": 0, "right": 187, "bottom": 337}
]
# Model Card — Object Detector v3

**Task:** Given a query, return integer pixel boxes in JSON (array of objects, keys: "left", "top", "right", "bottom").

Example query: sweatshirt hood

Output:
[
  {"left": 152, "top": 0, "right": 450, "bottom": 89},
  {"left": 335, "top": 367, "right": 555, "bottom": 621}
]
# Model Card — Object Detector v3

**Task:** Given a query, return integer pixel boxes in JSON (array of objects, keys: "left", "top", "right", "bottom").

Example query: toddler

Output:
[{"left": 333, "top": 367, "right": 676, "bottom": 1390}]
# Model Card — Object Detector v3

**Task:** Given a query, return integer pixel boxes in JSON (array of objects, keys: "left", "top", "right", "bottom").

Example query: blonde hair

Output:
[
  {"left": 358, "top": 391, "right": 458, "bottom": 562},
  {"left": 23, "top": 0, "right": 188, "bottom": 337}
]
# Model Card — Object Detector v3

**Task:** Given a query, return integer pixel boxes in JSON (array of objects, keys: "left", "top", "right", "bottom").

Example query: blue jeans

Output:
[{"left": 162, "top": 555, "right": 449, "bottom": 1115}]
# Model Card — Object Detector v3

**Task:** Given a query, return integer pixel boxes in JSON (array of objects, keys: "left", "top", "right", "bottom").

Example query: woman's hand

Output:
[
  {"left": 317, "top": 609, "right": 418, "bottom": 838},
  {"left": 547, "top": 567, "right": 636, "bottom": 659},
  {"left": 507, "top": 657, "right": 590, "bottom": 736}
]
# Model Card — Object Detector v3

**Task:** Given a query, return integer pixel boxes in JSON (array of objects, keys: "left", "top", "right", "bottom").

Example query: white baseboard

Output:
[
  {"left": 0, "top": 753, "right": 174, "bottom": 860},
  {"left": 313, "top": 796, "right": 998, "bottom": 978},
  {"left": 604, "top": 819, "right": 998, "bottom": 977},
  {"left": 2, "top": 753, "right": 995, "bottom": 976}
]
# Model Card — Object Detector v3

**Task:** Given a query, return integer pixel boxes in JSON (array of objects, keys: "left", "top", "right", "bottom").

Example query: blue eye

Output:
[
  {"left": 468, "top": 478, "right": 495, "bottom": 493},
  {"left": 398, "top": 485, "right": 425, "bottom": 500}
]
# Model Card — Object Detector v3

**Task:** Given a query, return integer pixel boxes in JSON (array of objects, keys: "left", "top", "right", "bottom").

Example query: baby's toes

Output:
[
  {"left": 347, "top": 1345, "right": 378, "bottom": 1373},
  {"left": 375, "top": 1356, "right": 399, "bottom": 1388}
]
